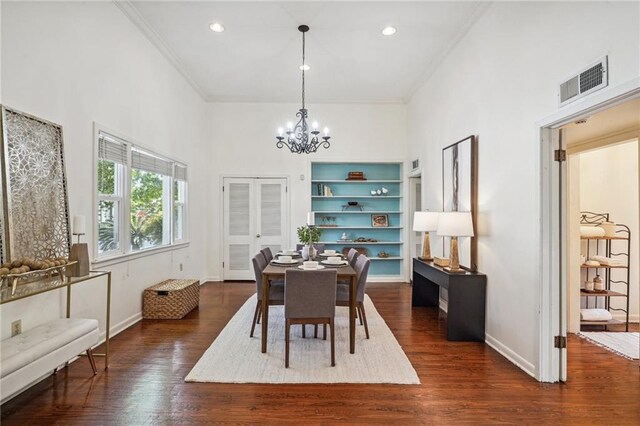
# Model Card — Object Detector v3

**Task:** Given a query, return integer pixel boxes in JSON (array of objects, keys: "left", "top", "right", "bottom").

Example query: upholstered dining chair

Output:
[
  {"left": 336, "top": 255, "right": 371, "bottom": 339},
  {"left": 284, "top": 269, "right": 337, "bottom": 368},
  {"left": 337, "top": 248, "right": 359, "bottom": 287},
  {"left": 260, "top": 247, "right": 274, "bottom": 263},
  {"left": 346, "top": 248, "right": 359, "bottom": 267},
  {"left": 250, "top": 254, "right": 284, "bottom": 337}
]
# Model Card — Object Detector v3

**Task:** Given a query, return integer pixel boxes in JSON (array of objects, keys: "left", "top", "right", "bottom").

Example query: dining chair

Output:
[
  {"left": 336, "top": 255, "right": 371, "bottom": 339},
  {"left": 284, "top": 269, "right": 337, "bottom": 368},
  {"left": 260, "top": 247, "right": 274, "bottom": 263},
  {"left": 347, "top": 248, "right": 359, "bottom": 267},
  {"left": 337, "top": 248, "right": 359, "bottom": 287},
  {"left": 250, "top": 254, "right": 284, "bottom": 337}
]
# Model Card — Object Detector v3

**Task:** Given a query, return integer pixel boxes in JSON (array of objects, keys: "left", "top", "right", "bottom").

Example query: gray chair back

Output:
[
  {"left": 284, "top": 269, "right": 337, "bottom": 319},
  {"left": 260, "top": 247, "right": 274, "bottom": 262},
  {"left": 252, "top": 254, "right": 268, "bottom": 301},
  {"left": 347, "top": 248, "right": 359, "bottom": 267},
  {"left": 353, "top": 255, "right": 371, "bottom": 303}
]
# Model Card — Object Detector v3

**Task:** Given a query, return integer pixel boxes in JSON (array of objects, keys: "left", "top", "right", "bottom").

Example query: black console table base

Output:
[{"left": 412, "top": 258, "right": 486, "bottom": 342}]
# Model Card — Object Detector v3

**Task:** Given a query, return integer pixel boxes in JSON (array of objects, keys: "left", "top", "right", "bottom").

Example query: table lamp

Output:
[
  {"left": 413, "top": 211, "right": 439, "bottom": 261},
  {"left": 436, "top": 212, "right": 474, "bottom": 272}
]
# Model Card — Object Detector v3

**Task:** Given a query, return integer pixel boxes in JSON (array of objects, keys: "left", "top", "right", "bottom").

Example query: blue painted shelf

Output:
[{"left": 311, "top": 162, "right": 403, "bottom": 277}]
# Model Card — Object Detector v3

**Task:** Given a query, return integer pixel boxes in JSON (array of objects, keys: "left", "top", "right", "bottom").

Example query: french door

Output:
[{"left": 223, "top": 177, "right": 288, "bottom": 280}]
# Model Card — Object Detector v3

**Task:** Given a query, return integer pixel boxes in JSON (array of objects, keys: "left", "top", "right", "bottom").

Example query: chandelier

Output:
[{"left": 276, "top": 25, "right": 331, "bottom": 154}]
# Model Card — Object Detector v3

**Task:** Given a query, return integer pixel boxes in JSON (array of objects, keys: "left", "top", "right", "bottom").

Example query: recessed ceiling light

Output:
[
  {"left": 299, "top": 64, "right": 310, "bottom": 71},
  {"left": 209, "top": 22, "right": 225, "bottom": 33},
  {"left": 381, "top": 26, "right": 397, "bottom": 36}
]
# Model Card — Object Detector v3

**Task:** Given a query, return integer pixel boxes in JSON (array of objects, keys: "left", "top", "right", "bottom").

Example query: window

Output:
[{"left": 96, "top": 130, "right": 188, "bottom": 260}]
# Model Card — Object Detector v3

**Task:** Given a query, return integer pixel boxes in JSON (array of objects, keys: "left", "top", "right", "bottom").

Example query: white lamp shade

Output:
[
  {"left": 436, "top": 212, "right": 474, "bottom": 237},
  {"left": 413, "top": 211, "right": 439, "bottom": 232}
]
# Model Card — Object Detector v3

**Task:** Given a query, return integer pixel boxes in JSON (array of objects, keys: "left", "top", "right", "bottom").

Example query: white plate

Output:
[
  {"left": 320, "top": 260, "right": 348, "bottom": 266},
  {"left": 318, "top": 253, "right": 344, "bottom": 257},
  {"left": 278, "top": 251, "right": 300, "bottom": 256},
  {"left": 271, "top": 259, "right": 299, "bottom": 265},
  {"left": 297, "top": 265, "right": 326, "bottom": 270}
]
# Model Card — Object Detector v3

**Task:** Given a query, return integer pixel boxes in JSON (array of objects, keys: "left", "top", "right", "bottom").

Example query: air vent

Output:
[
  {"left": 411, "top": 159, "right": 419, "bottom": 171},
  {"left": 559, "top": 56, "right": 608, "bottom": 106}
]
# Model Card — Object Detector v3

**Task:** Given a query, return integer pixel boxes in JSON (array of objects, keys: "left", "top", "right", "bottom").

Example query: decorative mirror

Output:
[
  {"left": 442, "top": 135, "right": 478, "bottom": 271},
  {"left": 0, "top": 106, "right": 71, "bottom": 263}
]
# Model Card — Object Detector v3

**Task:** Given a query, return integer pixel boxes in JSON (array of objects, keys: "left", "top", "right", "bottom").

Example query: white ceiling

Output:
[{"left": 124, "top": 1, "right": 485, "bottom": 103}]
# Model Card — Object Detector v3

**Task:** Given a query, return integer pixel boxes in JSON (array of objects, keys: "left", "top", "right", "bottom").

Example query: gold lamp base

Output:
[
  {"left": 418, "top": 232, "right": 432, "bottom": 261},
  {"left": 444, "top": 236, "right": 466, "bottom": 273}
]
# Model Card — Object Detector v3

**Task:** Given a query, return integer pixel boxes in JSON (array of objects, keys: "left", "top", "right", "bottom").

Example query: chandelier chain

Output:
[{"left": 302, "top": 30, "right": 305, "bottom": 109}]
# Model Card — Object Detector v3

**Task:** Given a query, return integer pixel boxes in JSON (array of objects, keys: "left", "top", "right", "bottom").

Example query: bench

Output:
[{"left": 1, "top": 318, "right": 99, "bottom": 403}]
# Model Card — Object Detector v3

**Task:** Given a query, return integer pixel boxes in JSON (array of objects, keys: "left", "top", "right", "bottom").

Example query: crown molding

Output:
[
  {"left": 114, "top": 0, "right": 209, "bottom": 102},
  {"left": 404, "top": 1, "right": 492, "bottom": 102}
]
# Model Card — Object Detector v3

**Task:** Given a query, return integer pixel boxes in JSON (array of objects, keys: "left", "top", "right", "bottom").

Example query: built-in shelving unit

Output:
[
  {"left": 579, "top": 212, "right": 631, "bottom": 331},
  {"left": 311, "top": 162, "right": 403, "bottom": 277}
]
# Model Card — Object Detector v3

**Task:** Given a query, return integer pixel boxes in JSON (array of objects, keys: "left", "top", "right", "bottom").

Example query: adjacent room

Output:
[{"left": 1, "top": 1, "right": 639, "bottom": 423}]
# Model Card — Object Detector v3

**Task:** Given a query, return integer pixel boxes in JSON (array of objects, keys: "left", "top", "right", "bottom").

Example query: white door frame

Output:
[
  {"left": 219, "top": 174, "right": 290, "bottom": 281},
  {"left": 407, "top": 168, "right": 423, "bottom": 261},
  {"left": 537, "top": 77, "right": 640, "bottom": 382}
]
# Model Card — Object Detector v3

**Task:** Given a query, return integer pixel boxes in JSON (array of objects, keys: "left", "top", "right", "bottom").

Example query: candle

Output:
[
  {"left": 277, "top": 127, "right": 283, "bottom": 136},
  {"left": 323, "top": 127, "right": 330, "bottom": 136},
  {"left": 307, "top": 212, "right": 315, "bottom": 226},
  {"left": 73, "top": 215, "right": 86, "bottom": 235}
]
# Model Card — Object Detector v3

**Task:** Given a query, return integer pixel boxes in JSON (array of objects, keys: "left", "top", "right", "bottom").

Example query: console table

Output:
[{"left": 412, "top": 258, "right": 486, "bottom": 341}]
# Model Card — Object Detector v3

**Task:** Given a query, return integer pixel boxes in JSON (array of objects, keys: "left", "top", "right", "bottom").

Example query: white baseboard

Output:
[
  {"left": 485, "top": 333, "right": 536, "bottom": 379},
  {"left": 203, "top": 276, "right": 221, "bottom": 283},
  {"left": 99, "top": 312, "right": 142, "bottom": 344}
]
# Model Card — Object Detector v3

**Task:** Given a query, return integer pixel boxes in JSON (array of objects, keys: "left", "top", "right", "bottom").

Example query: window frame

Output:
[{"left": 94, "top": 125, "right": 189, "bottom": 263}]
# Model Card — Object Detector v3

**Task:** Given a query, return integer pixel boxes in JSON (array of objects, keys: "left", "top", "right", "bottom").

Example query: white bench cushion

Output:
[{"left": 1, "top": 318, "right": 99, "bottom": 378}]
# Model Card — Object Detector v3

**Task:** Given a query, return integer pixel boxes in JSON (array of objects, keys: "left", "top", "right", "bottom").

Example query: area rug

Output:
[
  {"left": 185, "top": 294, "right": 420, "bottom": 384},
  {"left": 578, "top": 332, "right": 639, "bottom": 360}
]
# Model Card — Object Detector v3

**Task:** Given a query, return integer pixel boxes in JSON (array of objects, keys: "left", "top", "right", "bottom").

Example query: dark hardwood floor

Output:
[{"left": 2, "top": 282, "right": 639, "bottom": 424}]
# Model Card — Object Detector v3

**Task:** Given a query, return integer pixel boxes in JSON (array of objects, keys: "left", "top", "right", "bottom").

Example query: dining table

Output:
[{"left": 261, "top": 258, "right": 358, "bottom": 354}]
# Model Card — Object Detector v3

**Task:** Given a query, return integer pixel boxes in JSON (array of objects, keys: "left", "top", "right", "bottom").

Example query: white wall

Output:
[
  {"left": 406, "top": 1, "right": 640, "bottom": 377},
  {"left": 207, "top": 102, "right": 407, "bottom": 280},
  {"left": 579, "top": 140, "right": 639, "bottom": 322},
  {"left": 0, "top": 2, "right": 209, "bottom": 340}
]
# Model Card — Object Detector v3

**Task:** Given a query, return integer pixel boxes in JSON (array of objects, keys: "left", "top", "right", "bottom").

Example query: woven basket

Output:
[{"left": 143, "top": 279, "right": 200, "bottom": 319}]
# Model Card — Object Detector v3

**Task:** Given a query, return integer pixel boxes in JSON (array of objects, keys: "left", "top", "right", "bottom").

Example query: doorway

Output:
[
  {"left": 539, "top": 82, "right": 640, "bottom": 382},
  {"left": 564, "top": 102, "right": 639, "bottom": 364},
  {"left": 222, "top": 177, "right": 289, "bottom": 280},
  {"left": 409, "top": 174, "right": 422, "bottom": 259}
]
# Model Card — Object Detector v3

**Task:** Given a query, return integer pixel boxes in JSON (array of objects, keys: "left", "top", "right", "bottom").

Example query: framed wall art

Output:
[
  {"left": 371, "top": 214, "right": 389, "bottom": 227},
  {"left": 442, "top": 135, "right": 478, "bottom": 271}
]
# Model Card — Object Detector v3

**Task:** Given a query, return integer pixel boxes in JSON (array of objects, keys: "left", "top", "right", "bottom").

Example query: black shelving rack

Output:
[{"left": 579, "top": 211, "right": 631, "bottom": 331}]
